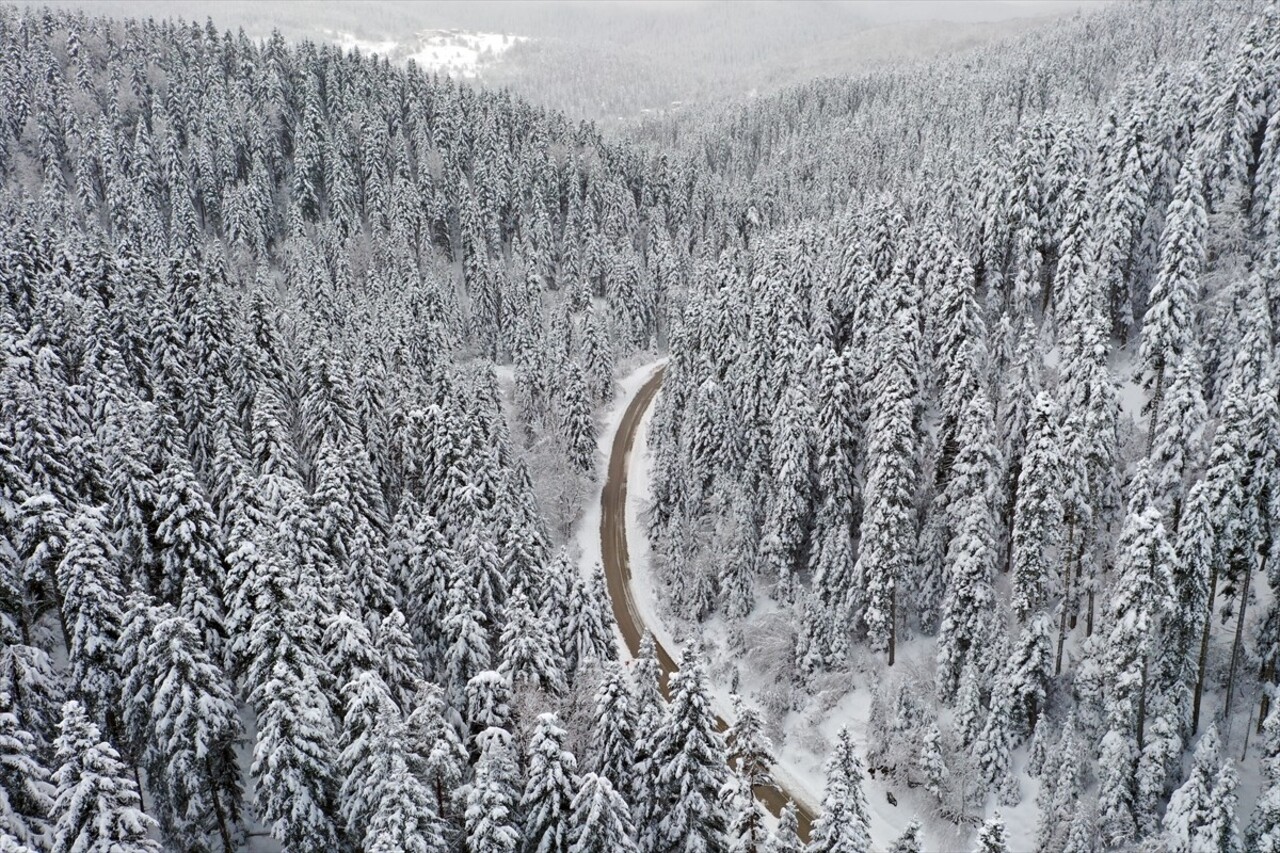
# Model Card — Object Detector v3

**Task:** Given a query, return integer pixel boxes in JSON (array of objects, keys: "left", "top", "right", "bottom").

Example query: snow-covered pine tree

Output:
[
  {"left": 500, "top": 591, "right": 567, "bottom": 696},
  {"left": 522, "top": 713, "right": 580, "bottom": 853},
  {"left": 0, "top": 690, "right": 52, "bottom": 849},
  {"left": 769, "top": 802, "right": 803, "bottom": 853},
  {"left": 590, "top": 662, "right": 637, "bottom": 790},
  {"left": 725, "top": 698, "right": 774, "bottom": 853},
  {"left": 647, "top": 644, "right": 729, "bottom": 853},
  {"left": 465, "top": 726, "right": 521, "bottom": 853},
  {"left": 568, "top": 773, "right": 638, "bottom": 853},
  {"left": 887, "top": 819, "right": 923, "bottom": 853},
  {"left": 50, "top": 700, "right": 159, "bottom": 853},
  {"left": 760, "top": 386, "right": 815, "bottom": 603},
  {"left": 1011, "top": 392, "right": 1063, "bottom": 621},
  {"left": 1098, "top": 469, "right": 1176, "bottom": 846},
  {"left": 972, "top": 814, "right": 1009, "bottom": 853},
  {"left": 1163, "top": 725, "right": 1224, "bottom": 853},
  {"left": 807, "top": 726, "right": 870, "bottom": 853},
  {"left": 1249, "top": 697, "right": 1280, "bottom": 852},
  {"left": 404, "top": 684, "right": 468, "bottom": 826},
  {"left": 937, "top": 389, "right": 1000, "bottom": 698},
  {"left": 131, "top": 611, "right": 241, "bottom": 852},
  {"left": 855, "top": 317, "right": 919, "bottom": 665}
]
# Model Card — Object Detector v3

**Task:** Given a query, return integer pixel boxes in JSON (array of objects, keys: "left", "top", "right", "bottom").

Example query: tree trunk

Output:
[
  {"left": 1056, "top": 547, "right": 1074, "bottom": 676},
  {"left": 1260, "top": 654, "right": 1275, "bottom": 735},
  {"left": 1193, "top": 556, "right": 1222, "bottom": 735},
  {"left": 1137, "top": 654, "right": 1150, "bottom": 751},
  {"left": 1146, "top": 368, "right": 1164, "bottom": 457},
  {"left": 207, "top": 756, "right": 235, "bottom": 853},
  {"left": 888, "top": 585, "right": 896, "bottom": 667},
  {"left": 1086, "top": 585, "right": 1095, "bottom": 638},
  {"left": 1224, "top": 552, "right": 1261, "bottom": 723}
]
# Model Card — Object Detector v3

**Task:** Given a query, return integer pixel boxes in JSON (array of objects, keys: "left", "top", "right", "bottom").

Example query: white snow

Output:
[
  {"left": 580, "top": 368, "right": 1060, "bottom": 850},
  {"left": 406, "top": 30, "right": 527, "bottom": 78},
  {"left": 323, "top": 28, "right": 527, "bottom": 79},
  {"left": 323, "top": 30, "right": 399, "bottom": 58}
]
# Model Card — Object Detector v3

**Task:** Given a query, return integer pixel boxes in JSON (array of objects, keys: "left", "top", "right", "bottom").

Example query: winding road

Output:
[{"left": 599, "top": 365, "right": 818, "bottom": 840}]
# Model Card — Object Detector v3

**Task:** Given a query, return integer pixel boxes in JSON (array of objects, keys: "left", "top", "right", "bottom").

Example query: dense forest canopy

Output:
[{"left": 0, "top": 0, "right": 1278, "bottom": 851}]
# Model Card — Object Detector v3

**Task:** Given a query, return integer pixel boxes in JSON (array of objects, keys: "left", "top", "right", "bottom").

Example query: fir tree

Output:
[
  {"left": 522, "top": 713, "right": 580, "bottom": 853},
  {"left": 807, "top": 727, "right": 870, "bottom": 853},
  {"left": 887, "top": 820, "right": 923, "bottom": 853},
  {"left": 648, "top": 644, "right": 729, "bottom": 853},
  {"left": 465, "top": 727, "right": 521, "bottom": 853},
  {"left": 973, "top": 814, "right": 1008, "bottom": 853},
  {"left": 568, "top": 774, "right": 638, "bottom": 853},
  {"left": 50, "top": 700, "right": 159, "bottom": 853}
]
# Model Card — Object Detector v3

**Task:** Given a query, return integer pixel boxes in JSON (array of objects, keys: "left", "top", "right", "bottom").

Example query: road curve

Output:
[{"left": 599, "top": 365, "right": 817, "bottom": 840}]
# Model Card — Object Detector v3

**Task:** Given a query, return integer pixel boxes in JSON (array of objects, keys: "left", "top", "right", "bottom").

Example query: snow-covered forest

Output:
[{"left": 0, "top": 0, "right": 1279, "bottom": 851}]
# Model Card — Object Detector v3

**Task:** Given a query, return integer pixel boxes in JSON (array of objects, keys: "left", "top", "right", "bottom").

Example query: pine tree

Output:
[
  {"left": 855, "top": 330, "right": 918, "bottom": 664},
  {"left": 648, "top": 644, "right": 729, "bottom": 853},
  {"left": 1139, "top": 152, "right": 1205, "bottom": 440},
  {"left": 1011, "top": 392, "right": 1062, "bottom": 621},
  {"left": 404, "top": 684, "right": 467, "bottom": 825},
  {"left": 338, "top": 669, "right": 401, "bottom": 843},
  {"left": 364, "top": 750, "right": 447, "bottom": 853},
  {"left": 973, "top": 814, "right": 1008, "bottom": 853},
  {"left": 1248, "top": 697, "right": 1280, "bottom": 852},
  {"left": 130, "top": 611, "right": 241, "bottom": 853},
  {"left": 760, "top": 387, "right": 814, "bottom": 602},
  {"left": 1163, "top": 725, "right": 1223, "bottom": 853},
  {"left": 769, "top": 803, "right": 804, "bottom": 853},
  {"left": 56, "top": 507, "right": 126, "bottom": 739},
  {"left": 590, "top": 662, "right": 637, "bottom": 790},
  {"left": 1099, "top": 473, "right": 1176, "bottom": 845},
  {"left": 522, "top": 713, "right": 580, "bottom": 853},
  {"left": 725, "top": 698, "right": 774, "bottom": 853},
  {"left": 937, "top": 390, "right": 1000, "bottom": 698},
  {"left": 50, "top": 700, "right": 159, "bottom": 853},
  {"left": 0, "top": 691, "right": 53, "bottom": 849},
  {"left": 465, "top": 727, "right": 521, "bottom": 853},
  {"left": 500, "top": 591, "right": 567, "bottom": 696},
  {"left": 568, "top": 773, "right": 638, "bottom": 853},
  {"left": 1194, "top": 761, "right": 1242, "bottom": 853},
  {"left": 250, "top": 619, "right": 339, "bottom": 851},
  {"left": 561, "top": 362, "right": 598, "bottom": 474},
  {"left": 887, "top": 820, "right": 923, "bottom": 853},
  {"left": 918, "top": 722, "right": 947, "bottom": 803},
  {"left": 565, "top": 564, "right": 618, "bottom": 681},
  {"left": 807, "top": 727, "right": 870, "bottom": 853},
  {"left": 809, "top": 350, "right": 859, "bottom": 640}
]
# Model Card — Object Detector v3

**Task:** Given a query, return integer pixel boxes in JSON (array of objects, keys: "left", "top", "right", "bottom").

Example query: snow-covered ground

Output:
[
  {"left": 407, "top": 30, "right": 527, "bottom": 78},
  {"left": 577, "top": 366, "right": 1052, "bottom": 850},
  {"left": 323, "top": 28, "right": 526, "bottom": 78}
]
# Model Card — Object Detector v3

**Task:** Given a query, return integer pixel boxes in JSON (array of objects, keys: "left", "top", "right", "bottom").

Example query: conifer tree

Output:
[
  {"left": 522, "top": 713, "right": 580, "bottom": 853},
  {"left": 973, "top": 814, "right": 1008, "bottom": 853},
  {"left": 50, "top": 700, "right": 159, "bottom": 853},
  {"left": 887, "top": 820, "right": 923, "bottom": 853},
  {"left": 590, "top": 662, "right": 637, "bottom": 790},
  {"left": 1011, "top": 392, "right": 1062, "bottom": 620},
  {"left": 568, "top": 773, "right": 638, "bottom": 853},
  {"left": 648, "top": 644, "right": 729, "bottom": 853},
  {"left": 937, "top": 390, "right": 1000, "bottom": 697},
  {"left": 0, "top": 691, "right": 52, "bottom": 849},
  {"left": 807, "top": 727, "right": 870, "bottom": 853},
  {"left": 466, "top": 727, "right": 521, "bottom": 853},
  {"left": 855, "top": 330, "right": 918, "bottom": 664},
  {"left": 725, "top": 698, "right": 774, "bottom": 853},
  {"left": 770, "top": 803, "right": 804, "bottom": 853}
]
